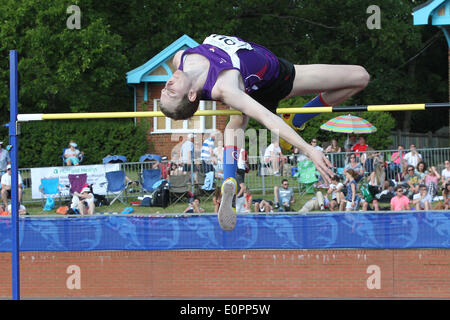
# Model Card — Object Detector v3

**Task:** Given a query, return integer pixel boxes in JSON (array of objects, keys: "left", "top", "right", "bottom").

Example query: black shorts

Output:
[{"left": 249, "top": 57, "right": 296, "bottom": 114}]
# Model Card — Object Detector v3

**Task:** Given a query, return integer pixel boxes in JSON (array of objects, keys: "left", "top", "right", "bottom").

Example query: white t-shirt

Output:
[
  {"left": 413, "top": 193, "right": 432, "bottom": 209},
  {"left": 1, "top": 173, "right": 23, "bottom": 186},
  {"left": 329, "top": 182, "right": 344, "bottom": 200},
  {"left": 264, "top": 143, "right": 281, "bottom": 159},
  {"left": 180, "top": 140, "right": 194, "bottom": 163},
  {"left": 404, "top": 152, "right": 422, "bottom": 167},
  {"left": 441, "top": 168, "right": 450, "bottom": 182}
]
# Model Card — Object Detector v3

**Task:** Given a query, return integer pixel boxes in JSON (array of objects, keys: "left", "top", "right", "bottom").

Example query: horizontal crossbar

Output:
[{"left": 16, "top": 103, "right": 449, "bottom": 121}]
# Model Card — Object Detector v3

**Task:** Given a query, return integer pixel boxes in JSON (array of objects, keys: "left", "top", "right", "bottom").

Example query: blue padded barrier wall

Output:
[{"left": 1, "top": 212, "right": 450, "bottom": 251}]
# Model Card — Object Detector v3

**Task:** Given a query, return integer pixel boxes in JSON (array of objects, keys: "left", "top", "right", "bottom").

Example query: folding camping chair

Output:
[
  {"left": 196, "top": 171, "right": 216, "bottom": 201},
  {"left": 168, "top": 174, "right": 191, "bottom": 205},
  {"left": 39, "top": 177, "right": 63, "bottom": 206},
  {"left": 140, "top": 169, "right": 162, "bottom": 195},
  {"left": 293, "top": 160, "right": 318, "bottom": 197},
  {"left": 105, "top": 170, "right": 128, "bottom": 205}
]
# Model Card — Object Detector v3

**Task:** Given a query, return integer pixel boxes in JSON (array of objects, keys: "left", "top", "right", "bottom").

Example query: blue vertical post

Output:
[{"left": 9, "top": 50, "right": 20, "bottom": 300}]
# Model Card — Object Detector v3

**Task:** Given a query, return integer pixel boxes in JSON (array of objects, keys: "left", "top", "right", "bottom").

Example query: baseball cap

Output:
[
  {"left": 6, "top": 164, "right": 11, "bottom": 170},
  {"left": 81, "top": 187, "right": 90, "bottom": 193},
  {"left": 69, "top": 142, "right": 78, "bottom": 147}
]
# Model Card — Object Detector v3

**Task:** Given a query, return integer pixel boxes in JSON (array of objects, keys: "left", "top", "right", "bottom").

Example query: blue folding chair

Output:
[
  {"left": 39, "top": 177, "right": 63, "bottom": 206},
  {"left": 103, "top": 155, "right": 127, "bottom": 164},
  {"left": 140, "top": 169, "right": 162, "bottom": 195},
  {"left": 105, "top": 170, "right": 128, "bottom": 205}
]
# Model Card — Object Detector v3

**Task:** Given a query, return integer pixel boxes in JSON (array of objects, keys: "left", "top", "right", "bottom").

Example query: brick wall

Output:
[
  {"left": 1, "top": 249, "right": 449, "bottom": 298},
  {"left": 135, "top": 83, "right": 228, "bottom": 158}
]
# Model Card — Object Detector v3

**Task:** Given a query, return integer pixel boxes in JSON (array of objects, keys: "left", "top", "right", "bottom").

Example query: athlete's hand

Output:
[{"left": 306, "top": 146, "right": 334, "bottom": 184}]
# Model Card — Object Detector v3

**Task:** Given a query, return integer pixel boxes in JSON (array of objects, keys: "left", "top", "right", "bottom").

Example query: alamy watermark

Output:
[
  {"left": 366, "top": 5, "right": 381, "bottom": 30},
  {"left": 66, "top": 5, "right": 81, "bottom": 29}
]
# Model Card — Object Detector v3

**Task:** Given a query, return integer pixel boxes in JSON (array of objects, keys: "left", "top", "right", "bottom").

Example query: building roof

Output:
[
  {"left": 126, "top": 34, "right": 199, "bottom": 84},
  {"left": 413, "top": 0, "right": 449, "bottom": 25}
]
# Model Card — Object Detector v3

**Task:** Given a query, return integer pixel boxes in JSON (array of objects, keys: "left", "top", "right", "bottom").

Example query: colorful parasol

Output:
[{"left": 320, "top": 114, "right": 377, "bottom": 134}]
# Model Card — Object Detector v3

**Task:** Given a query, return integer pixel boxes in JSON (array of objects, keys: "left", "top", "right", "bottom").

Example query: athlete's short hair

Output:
[{"left": 161, "top": 94, "right": 200, "bottom": 120}]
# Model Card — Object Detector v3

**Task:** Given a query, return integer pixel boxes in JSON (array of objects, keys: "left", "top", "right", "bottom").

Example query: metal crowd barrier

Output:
[{"left": 16, "top": 147, "right": 450, "bottom": 204}]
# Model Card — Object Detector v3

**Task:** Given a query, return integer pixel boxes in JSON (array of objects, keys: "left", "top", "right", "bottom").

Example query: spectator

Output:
[
  {"left": 0, "top": 141, "right": 11, "bottom": 174},
  {"left": 412, "top": 184, "right": 432, "bottom": 211},
  {"left": 263, "top": 140, "right": 286, "bottom": 176},
  {"left": 212, "top": 145, "right": 224, "bottom": 179},
  {"left": 235, "top": 159, "right": 247, "bottom": 213},
  {"left": 7, "top": 203, "right": 27, "bottom": 215},
  {"left": 310, "top": 138, "right": 323, "bottom": 152},
  {"left": 402, "top": 165, "right": 421, "bottom": 197},
  {"left": 168, "top": 162, "right": 183, "bottom": 176},
  {"left": 443, "top": 182, "right": 450, "bottom": 210},
  {"left": 299, "top": 191, "right": 327, "bottom": 212},
  {"left": 352, "top": 136, "right": 368, "bottom": 157},
  {"left": 343, "top": 153, "right": 364, "bottom": 182},
  {"left": 362, "top": 161, "right": 385, "bottom": 211},
  {"left": 415, "top": 161, "right": 427, "bottom": 181},
  {"left": 324, "top": 139, "right": 341, "bottom": 153},
  {"left": 200, "top": 133, "right": 215, "bottom": 173},
  {"left": 441, "top": 160, "right": 450, "bottom": 185},
  {"left": 243, "top": 187, "right": 253, "bottom": 213},
  {"left": 326, "top": 175, "right": 344, "bottom": 211},
  {"left": 343, "top": 169, "right": 361, "bottom": 211},
  {"left": 180, "top": 134, "right": 195, "bottom": 174},
  {"left": 1, "top": 164, "right": 23, "bottom": 208},
  {"left": 252, "top": 198, "right": 273, "bottom": 213},
  {"left": 273, "top": 179, "right": 295, "bottom": 212},
  {"left": 70, "top": 186, "right": 95, "bottom": 215},
  {"left": 389, "top": 145, "right": 406, "bottom": 180},
  {"left": 212, "top": 187, "right": 221, "bottom": 213},
  {"left": 374, "top": 180, "right": 395, "bottom": 204},
  {"left": 390, "top": 185, "right": 410, "bottom": 211},
  {"left": 344, "top": 134, "right": 357, "bottom": 153},
  {"left": 424, "top": 166, "right": 440, "bottom": 198},
  {"left": 404, "top": 144, "right": 422, "bottom": 168},
  {"left": 64, "top": 141, "right": 84, "bottom": 166},
  {"left": 184, "top": 197, "right": 205, "bottom": 214}
]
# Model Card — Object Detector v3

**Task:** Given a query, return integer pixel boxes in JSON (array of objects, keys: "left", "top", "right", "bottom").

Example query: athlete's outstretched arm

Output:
[{"left": 220, "top": 87, "right": 334, "bottom": 183}]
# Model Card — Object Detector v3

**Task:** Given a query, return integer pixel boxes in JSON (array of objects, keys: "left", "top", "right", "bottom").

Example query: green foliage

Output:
[
  {"left": 277, "top": 96, "right": 396, "bottom": 151},
  {"left": 18, "top": 120, "right": 149, "bottom": 168}
]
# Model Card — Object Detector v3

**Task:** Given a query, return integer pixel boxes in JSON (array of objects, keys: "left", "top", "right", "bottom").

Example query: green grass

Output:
[{"left": 23, "top": 190, "right": 316, "bottom": 216}]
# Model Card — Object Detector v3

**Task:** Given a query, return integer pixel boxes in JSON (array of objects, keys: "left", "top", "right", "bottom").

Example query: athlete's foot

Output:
[{"left": 218, "top": 178, "right": 237, "bottom": 231}]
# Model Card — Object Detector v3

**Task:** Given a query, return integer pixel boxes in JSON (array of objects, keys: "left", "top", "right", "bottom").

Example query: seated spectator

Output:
[
  {"left": 443, "top": 182, "right": 450, "bottom": 210},
  {"left": 412, "top": 184, "right": 432, "bottom": 211},
  {"left": 168, "top": 162, "right": 183, "bottom": 176},
  {"left": 311, "top": 138, "right": 323, "bottom": 152},
  {"left": 441, "top": 160, "right": 450, "bottom": 185},
  {"left": 212, "top": 146, "right": 224, "bottom": 179},
  {"left": 343, "top": 153, "right": 364, "bottom": 182},
  {"left": 326, "top": 175, "right": 344, "bottom": 211},
  {"left": 424, "top": 166, "right": 440, "bottom": 198},
  {"left": 352, "top": 136, "right": 368, "bottom": 158},
  {"left": 344, "top": 134, "right": 357, "bottom": 153},
  {"left": 235, "top": 165, "right": 247, "bottom": 213},
  {"left": 415, "top": 161, "right": 427, "bottom": 181},
  {"left": 64, "top": 141, "right": 84, "bottom": 166},
  {"left": 402, "top": 165, "right": 421, "bottom": 198},
  {"left": 0, "top": 141, "right": 11, "bottom": 175},
  {"left": 374, "top": 180, "right": 395, "bottom": 204},
  {"left": 361, "top": 164, "right": 385, "bottom": 211},
  {"left": 243, "top": 187, "right": 253, "bottom": 213},
  {"left": 212, "top": 187, "right": 221, "bottom": 213},
  {"left": 70, "top": 186, "right": 95, "bottom": 215},
  {"left": 299, "top": 191, "right": 328, "bottom": 212},
  {"left": 389, "top": 145, "right": 406, "bottom": 181},
  {"left": 343, "top": 169, "right": 361, "bottom": 212},
  {"left": 390, "top": 185, "right": 410, "bottom": 211},
  {"left": 184, "top": 197, "right": 205, "bottom": 214},
  {"left": 404, "top": 144, "right": 422, "bottom": 168},
  {"left": 273, "top": 179, "right": 295, "bottom": 212},
  {"left": 252, "top": 198, "right": 273, "bottom": 213},
  {"left": 362, "top": 148, "right": 382, "bottom": 174},
  {"left": 324, "top": 139, "right": 341, "bottom": 154},
  {"left": 7, "top": 203, "right": 27, "bottom": 215},
  {"left": 263, "top": 141, "right": 286, "bottom": 176},
  {"left": 1, "top": 164, "right": 23, "bottom": 208}
]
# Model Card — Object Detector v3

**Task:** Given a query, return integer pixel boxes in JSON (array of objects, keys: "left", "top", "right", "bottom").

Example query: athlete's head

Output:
[{"left": 160, "top": 70, "right": 200, "bottom": 120}]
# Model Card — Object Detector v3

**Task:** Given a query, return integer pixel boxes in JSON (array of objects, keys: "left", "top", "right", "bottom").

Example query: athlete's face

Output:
[{"left": 160, "top": 70, "right": 189, "bottom": 109}]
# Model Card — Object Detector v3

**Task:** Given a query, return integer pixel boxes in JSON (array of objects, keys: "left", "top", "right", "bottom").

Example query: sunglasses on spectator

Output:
[
  {"left": 397, "top": 189, "right": 403, "bottom": 193},
  {"left": 407, "top": 168, "right": 414, "bottom": 171}
]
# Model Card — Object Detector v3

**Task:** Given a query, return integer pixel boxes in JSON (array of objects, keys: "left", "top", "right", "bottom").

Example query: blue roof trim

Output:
[
  {"left": 413, "top": 0, "right": 446, "bottom": 25},
  {"left": 126, "top": 34, "right": 199, "bottom": 84}
]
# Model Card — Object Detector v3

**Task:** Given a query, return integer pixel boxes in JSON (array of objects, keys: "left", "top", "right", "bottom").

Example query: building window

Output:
[{"left": 152, "top": 99, "right": 216, "bottom": 134}]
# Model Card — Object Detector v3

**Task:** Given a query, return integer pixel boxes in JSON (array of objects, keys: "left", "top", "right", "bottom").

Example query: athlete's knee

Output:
[{"left": 352, "top": 65, "right": 370, "bottom": 89}]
